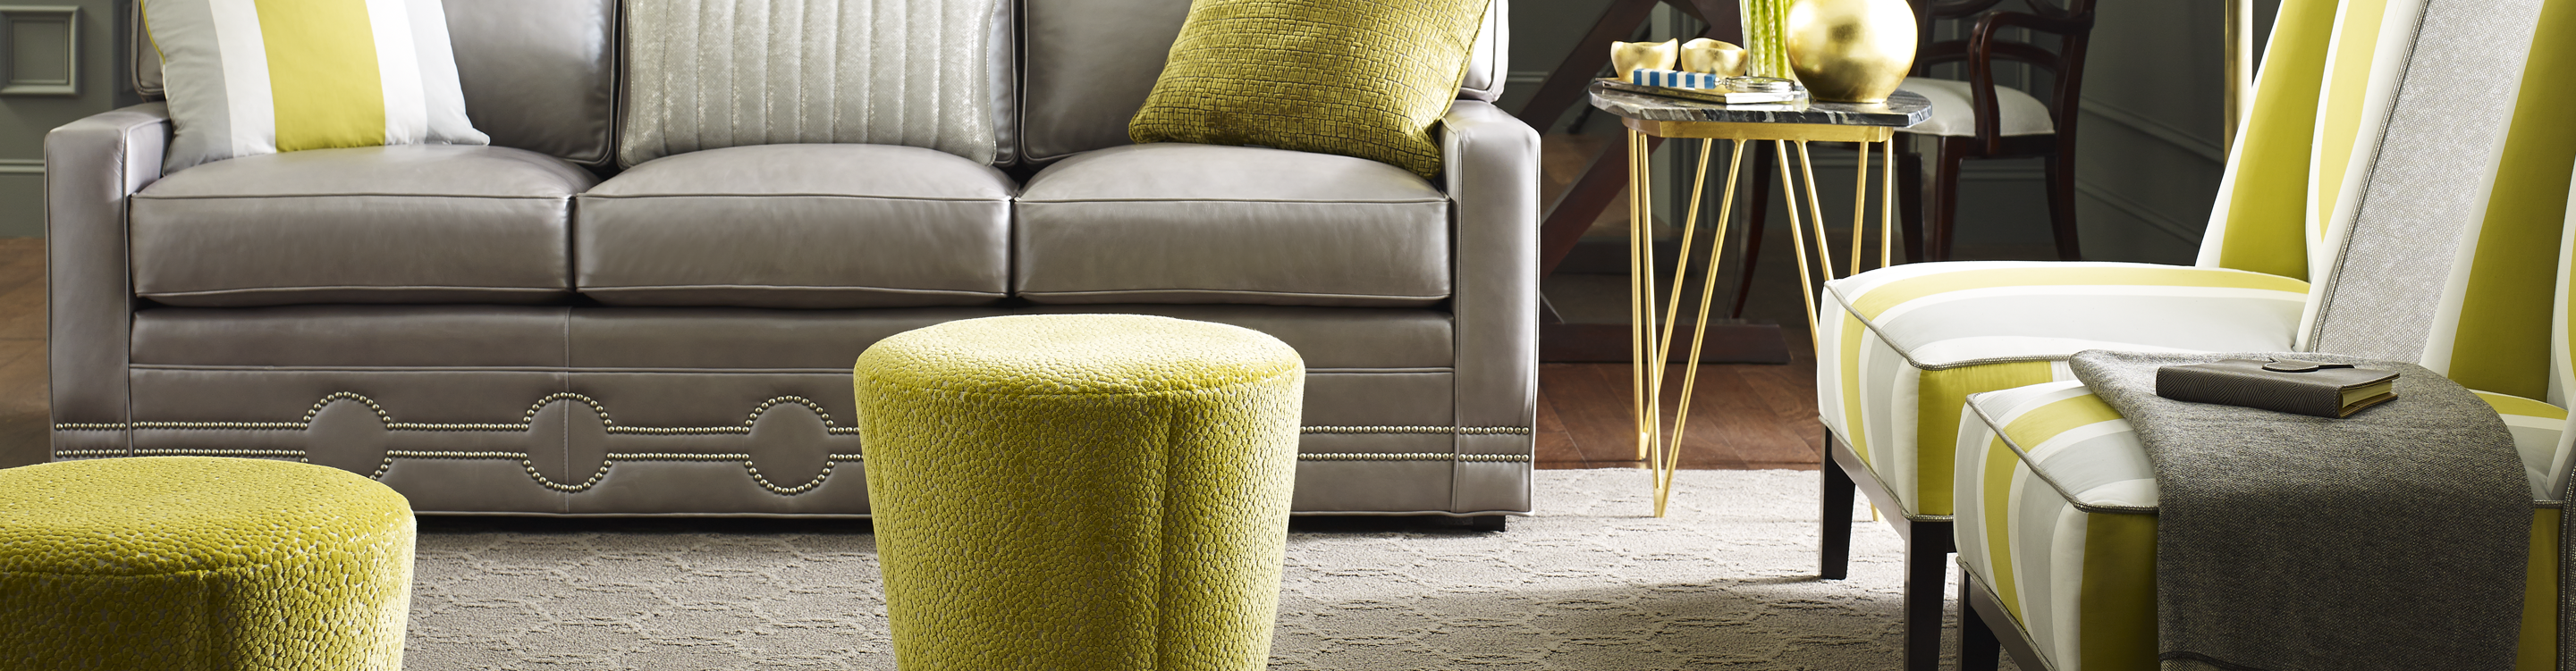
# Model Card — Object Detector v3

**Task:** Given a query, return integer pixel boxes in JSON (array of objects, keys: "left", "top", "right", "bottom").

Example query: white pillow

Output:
[{"left": 142, "top": 0, "right": 488, "bottom": 171}]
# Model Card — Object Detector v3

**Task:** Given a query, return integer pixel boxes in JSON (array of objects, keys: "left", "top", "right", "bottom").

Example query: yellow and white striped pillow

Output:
[{"left": 143, "top": 0, "right": 487, "bottom": 171}]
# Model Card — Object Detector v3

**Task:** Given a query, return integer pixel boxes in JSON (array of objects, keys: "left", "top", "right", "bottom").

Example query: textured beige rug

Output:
[{"left": 408, "top": 469, "right": 2013, "bottom": 669}]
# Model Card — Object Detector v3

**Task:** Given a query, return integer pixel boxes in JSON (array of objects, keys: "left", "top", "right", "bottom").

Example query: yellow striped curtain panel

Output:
[{"left": 142, "top": 0, "right": 487, "bottom": 171}]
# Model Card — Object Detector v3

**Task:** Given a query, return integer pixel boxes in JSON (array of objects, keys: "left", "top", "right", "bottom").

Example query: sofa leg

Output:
[
  {"left": 1903, "top": 523, "right": 1947, "bottom": 671},
  {"left": 1820, "top": 431, "right": 1855, "bottom": 580},
  {"left": 1469, "top": 515, "right": 1508, "bottom": 533},
  {"left": 1961, "top": 563, "right": 2002, "bottom": 671}
]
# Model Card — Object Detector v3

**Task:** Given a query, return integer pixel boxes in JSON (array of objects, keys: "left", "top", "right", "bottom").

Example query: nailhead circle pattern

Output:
[
  {"left": 55, "top": 393, "right": 1530, "bottom": 496},
  {"left": 0, "top": 457, "right": 414, "bottom": 669},
  {"left": 855, "top": 315, "right": 1303, "bottom": 669}
]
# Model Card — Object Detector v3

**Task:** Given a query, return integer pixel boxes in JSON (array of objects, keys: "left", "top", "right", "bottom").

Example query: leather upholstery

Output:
[
  {"left": 1016, "top": 0, "right": 1509, "bottom": 164},
  {"left": 114, "top": 305, "right": 1477, "bottom": 515},
  {"left": 1016, "top": 143, "right": 1451, "bottom": 306},
  {"left": 1439, "top": 100, "right": 1539, "bottom": 513},
  {"left": 58, "top": 14, "right": 1547, "bottom": 516},
  {"left": 443, "top": 0, "right": 621, "bottom": 166},
  {"left": 576, "top": 145, "right": 1014, "bottom": 308},
  {"left": 131, "top": 145, "right": 595, "bottom": 306},
  {"left": 1017, "top": 0, "right": 1194, "bottom": 164},
  {"left": 45, "top": 103, "right": 168, "bottom": 440},
  {"left": 1457, "top": 0, "right": 1509, "bottom": 103}
]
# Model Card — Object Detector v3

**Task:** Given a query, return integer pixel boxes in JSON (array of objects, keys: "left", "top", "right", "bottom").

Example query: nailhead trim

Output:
[
  {"left": 60, "top": 392, "right": 1535, "bottom": 493},
  {"left": 1299, "top": 453, "right": 1533, "bottom": 462},
  {"left": 1302, "top": 425, "right": 1533, "bottom": 435}
]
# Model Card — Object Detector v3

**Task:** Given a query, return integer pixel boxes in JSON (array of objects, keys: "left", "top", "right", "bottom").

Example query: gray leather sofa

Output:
[{"left": 47, "top": 0, "right": 1538, "bottom": 520}]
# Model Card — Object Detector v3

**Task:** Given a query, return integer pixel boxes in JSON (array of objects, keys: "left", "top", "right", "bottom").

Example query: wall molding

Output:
[
  {"left": 1507, "top": 70, "right": 1549, "bottom": 86},
  {"left": 2078, "top": 99, "right": 2225, "bottom": 163},
  {"left": 0, "top": 159, "right": 39, "bottom": 174},
  {"left": 0, "top": 5, "right": 80, "bottom": 96},
  {"left": 2074, "top": 177, "right": 2200, "bottom": 244}
]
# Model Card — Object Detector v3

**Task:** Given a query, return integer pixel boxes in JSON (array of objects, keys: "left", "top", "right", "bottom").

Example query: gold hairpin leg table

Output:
[{"left": 1591, "top": 82, "right": 1931, "bottom": 516}]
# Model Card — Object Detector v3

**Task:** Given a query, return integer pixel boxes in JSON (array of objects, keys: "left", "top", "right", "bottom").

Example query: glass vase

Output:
[{"left": 1739, "top": 0, "right": 1797, "bottom": 81}]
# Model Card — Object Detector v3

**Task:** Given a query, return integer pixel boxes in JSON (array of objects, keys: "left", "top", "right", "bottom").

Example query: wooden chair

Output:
[
  {"left": 1727, "top": 0, "right": 2096, "bottom": 319},
  {"left": 1898, "top": 0, "right": 2098, "bottom": 262}
]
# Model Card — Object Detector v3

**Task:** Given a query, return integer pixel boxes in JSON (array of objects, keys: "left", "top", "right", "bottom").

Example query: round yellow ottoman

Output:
[
  {"left": 855, "top": 315, "right": 1304, "bottom": 670},
  {"left": 0, "top": 457, "right": 416, "bottom": 669}
]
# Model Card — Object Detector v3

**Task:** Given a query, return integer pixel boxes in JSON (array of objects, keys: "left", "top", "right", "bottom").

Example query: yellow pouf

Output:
[
  {"left": 855, "top": 315, "right": 1304, "bottom": 670},
  {"left": 0, "top": 457, "right": 416, "bottom": 669}
]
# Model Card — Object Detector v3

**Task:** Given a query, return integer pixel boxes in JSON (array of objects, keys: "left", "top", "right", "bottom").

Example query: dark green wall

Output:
[{"left": 0, "top": 0, "right": 131, "bottom": 238}]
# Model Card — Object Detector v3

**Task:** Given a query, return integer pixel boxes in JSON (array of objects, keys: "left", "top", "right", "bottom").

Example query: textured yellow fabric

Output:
[
  {"left": 1126, "top": 0, "right": 1488, "bottom": 179},
  {"left": 0, "top": 456, "right": 417, "bottom": 669},
  {"left": 854, "top": 315, "right": 1305, "bottom": 670}
]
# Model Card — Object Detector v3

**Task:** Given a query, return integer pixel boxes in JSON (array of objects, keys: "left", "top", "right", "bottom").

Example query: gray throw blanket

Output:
[{"left": 2067, "top": 350, "right": 2528, "bottom": 671}]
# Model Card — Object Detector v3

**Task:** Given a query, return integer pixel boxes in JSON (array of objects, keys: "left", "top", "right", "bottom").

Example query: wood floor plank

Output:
[{"left": 1540, "top": 364, "right": 1648, "bottom": 467}]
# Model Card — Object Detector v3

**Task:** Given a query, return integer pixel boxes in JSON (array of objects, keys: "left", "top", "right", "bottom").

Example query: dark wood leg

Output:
[
  {"left": 1469, "top": 515, "right": 1508, "bottom": 533},
  {"left": 2044, "top": 144, "right": 2082, "bottom": 261},
  {"left": 1903, "top": 521, "right": 1949, "bottom": 671},
  {"left": 1729, "top": 141, "right": 1773, "bottom": 318},
  {"left": 1820, "top": 429, "right": 1854, "bottom": 580},
  {"left": 1960, "top": 563, "right": 2003, "bottom": 671},
  {"left": 1929, "top": 138, "right": 1967, "bottom": 263},
  {"left": 1896, "top": 139, "right": 1925, "bottom": 264}
]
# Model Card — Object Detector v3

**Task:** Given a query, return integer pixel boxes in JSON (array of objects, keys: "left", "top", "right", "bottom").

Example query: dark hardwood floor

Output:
[{"left": 0, "top": 239, "right": 59, "bottom": 470}]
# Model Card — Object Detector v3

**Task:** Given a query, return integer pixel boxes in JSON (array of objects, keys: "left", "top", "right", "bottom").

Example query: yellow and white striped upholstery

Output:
[
  {"left": 1817, "top": 263, "right": 2311, "bottom": 516},
  {"left": 1955, "top": 382, "right": 2570, "bottom": 671},
  {"left": 143, "top": 0, "right": 488, "bottom": 172},
  {"left": 1953, "top": 0, "right": 2576, "bottom": 661},
  {"left": 1816, "top": 0, "right": 2428, "bottom": 518}
]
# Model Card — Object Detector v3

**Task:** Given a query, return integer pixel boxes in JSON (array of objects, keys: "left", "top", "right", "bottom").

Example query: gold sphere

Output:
[
  {"left": 1680, "top": 38, "right": 1747, "bottom": 77},
  {"left": 1610, "top": 39, "right": 1678, "bottom": 80},
  {"left": 1785, "top": 0, "right": 1917, "bottom": 103}
]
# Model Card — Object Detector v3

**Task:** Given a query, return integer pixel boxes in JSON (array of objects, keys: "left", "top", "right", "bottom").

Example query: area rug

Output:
[{"left": 407, "top": 469, "right": 2013, "bottom": 670}]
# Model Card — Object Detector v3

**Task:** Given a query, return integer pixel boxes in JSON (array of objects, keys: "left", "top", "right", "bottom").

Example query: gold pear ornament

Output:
[
  {"left": 1610, "top": 39, "right": 1678, "bottom": 80},
  {"left": 1680, "top": 38, "right": 1747, "bottom": 76},
  {"left": 1785, "top": 0, "right": 1916, "bottom": 103}
]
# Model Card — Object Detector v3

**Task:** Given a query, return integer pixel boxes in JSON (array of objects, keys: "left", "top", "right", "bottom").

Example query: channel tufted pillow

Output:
[
  {"left": 1126, "top": 0, "right": 1490, "bottom": 179},
  {"left": 617, "top": 0, "right": 1013, "bottom": 168}
]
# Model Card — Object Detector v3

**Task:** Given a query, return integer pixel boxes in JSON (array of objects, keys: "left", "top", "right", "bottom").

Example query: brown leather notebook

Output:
[{"left": 2155, "top": 358, "right": 2398, "bottom": 418}]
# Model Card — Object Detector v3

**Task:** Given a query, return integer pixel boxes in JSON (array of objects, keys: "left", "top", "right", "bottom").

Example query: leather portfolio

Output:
[{"left": 2154, "top": 358, "right": 2398, "bottom": 418}]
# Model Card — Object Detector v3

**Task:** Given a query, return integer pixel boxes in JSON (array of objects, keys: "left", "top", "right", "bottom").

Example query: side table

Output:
[{"left": 1586, "top": 80, "right": 1930, "bottom": 516}]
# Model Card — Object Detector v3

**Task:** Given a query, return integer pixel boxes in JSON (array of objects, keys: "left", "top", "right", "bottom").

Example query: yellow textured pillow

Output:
[{"left": 1128, "top": 0, "right": 1489, "bottom": 179}]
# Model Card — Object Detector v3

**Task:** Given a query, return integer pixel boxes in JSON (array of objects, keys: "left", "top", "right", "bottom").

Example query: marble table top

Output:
[{"left": 1587, "top": 79, "right": 1932, "bottom": 128}]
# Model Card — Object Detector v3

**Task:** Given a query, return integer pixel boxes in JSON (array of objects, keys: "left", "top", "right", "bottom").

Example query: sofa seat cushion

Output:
[
  {"left": 131, "top": 145, "right": 598, "bottom": 306},
  {"left": 1014, "top": 143, "right": 1450, "bottom": 306},
  {"left": 576, "top": 145, "right": 1015, "bottom": 308}
]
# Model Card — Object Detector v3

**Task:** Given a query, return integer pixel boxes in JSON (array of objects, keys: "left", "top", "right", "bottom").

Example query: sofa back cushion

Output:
[
  {"left": 1018, "top": 0, "right": 1502, "bottom": 165},
  {"left": 130, "top": 0, "right": 619, "bottom": 167},
  {"left": 614, "top": 0, "right": 1016, "bottom": 168}
]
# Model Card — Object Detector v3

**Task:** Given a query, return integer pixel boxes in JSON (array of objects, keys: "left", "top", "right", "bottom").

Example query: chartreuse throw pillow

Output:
[
  {"left": 1128, "top": 0, "right": 1490, "bottom": 179},
  {"left": 142, "top": 0, "right": 487, "bottom": 172}
]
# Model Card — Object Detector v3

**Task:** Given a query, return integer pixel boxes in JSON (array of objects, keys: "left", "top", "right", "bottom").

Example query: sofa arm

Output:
[
  {"left": 46, "top": 103, "right": 169, "bottom": 449},
  {"left": 1440, "top": 99, "right": 1539, "bottom": 509}
]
